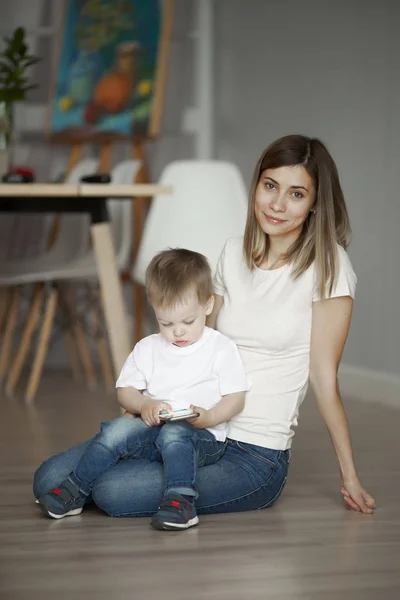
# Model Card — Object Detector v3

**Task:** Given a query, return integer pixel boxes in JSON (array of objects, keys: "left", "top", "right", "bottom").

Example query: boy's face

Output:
[{"left": 154, "top": 294, "right": 214, "bottom": 347}]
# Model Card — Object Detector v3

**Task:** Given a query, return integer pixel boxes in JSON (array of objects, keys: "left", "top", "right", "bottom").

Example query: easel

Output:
[{"left": 46, "top": 0, "right": 175, "bottom": 348}]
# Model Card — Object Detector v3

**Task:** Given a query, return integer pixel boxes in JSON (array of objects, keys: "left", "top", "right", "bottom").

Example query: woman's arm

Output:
[
  {"left": 207, "top": 294, "right": 224, "bottom": 329},
  {"left": 310, "top": 296, "right": 376, "bottom": 514}
]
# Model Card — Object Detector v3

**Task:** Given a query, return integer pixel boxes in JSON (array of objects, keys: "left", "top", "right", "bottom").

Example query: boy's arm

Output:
[
  {"left": 116, "top": 342, "right": 151, "bottom": 415},
  {"left": 118, "top": 387, "right": 173, "bottom": 426},
  {"left": 117, "top": 386, "right": 149, "bottom": 415},
  {"left": 189, "top": 391, "right": 245, "bottom": 429},
  {"left": 189, "top": 338, "right": 249, "bottom": 429}
]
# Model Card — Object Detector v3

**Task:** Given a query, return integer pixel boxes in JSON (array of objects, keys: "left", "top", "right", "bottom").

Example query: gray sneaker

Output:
[
  {"left": 38, "top": 478, "right": 86, "bottom": 519},
  {"left": 151, "top": 492, "right": 199, "bottom": 531}
]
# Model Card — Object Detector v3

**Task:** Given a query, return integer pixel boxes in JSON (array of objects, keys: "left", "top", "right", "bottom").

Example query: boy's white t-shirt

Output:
[
  {"left": 214, "top": 237, "right": 357, "bottom": 450},
  {"left": 116, "top": 327, "right": 250, "bottom": 441}
]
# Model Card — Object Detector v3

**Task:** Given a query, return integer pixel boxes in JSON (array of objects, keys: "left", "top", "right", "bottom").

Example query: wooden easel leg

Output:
[
  {"left": 66, "top": 144, "right": 85, "bottom": 176},
  {"left": 6, "top": 283, "right": 44, "bottom": 396},
  {"left": 132, "top": 141, "right": 150, "bottom": 343},
  {"left": 98, "top": 143, "right": 112, "bottom": 175}
]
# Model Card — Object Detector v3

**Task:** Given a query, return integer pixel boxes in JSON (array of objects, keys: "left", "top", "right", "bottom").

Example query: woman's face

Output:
[{"left": 255, "top": 165, "right": 316, "bottom": 243}]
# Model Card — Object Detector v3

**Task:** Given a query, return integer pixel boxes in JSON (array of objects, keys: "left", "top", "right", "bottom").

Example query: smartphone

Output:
[{"left": 159, "top": 408, "right": 200, "bottom": 422}]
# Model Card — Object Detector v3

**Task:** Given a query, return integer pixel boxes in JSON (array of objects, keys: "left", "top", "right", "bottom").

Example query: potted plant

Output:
[{"left": 0, "top": 26, "right": 41, "bottom": 172}]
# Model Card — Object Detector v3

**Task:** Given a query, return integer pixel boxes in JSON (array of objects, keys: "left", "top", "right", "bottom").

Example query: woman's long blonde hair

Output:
[{"left": 243, "top": 135, "right": 351, "bottom": 299}]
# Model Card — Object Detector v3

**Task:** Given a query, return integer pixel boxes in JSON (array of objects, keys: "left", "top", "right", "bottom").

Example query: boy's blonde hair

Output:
[{"left": 145, "top": 248, "right": 213, "bottom": 309}]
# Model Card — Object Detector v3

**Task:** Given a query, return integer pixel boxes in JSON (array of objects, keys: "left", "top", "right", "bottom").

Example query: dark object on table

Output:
[
  {"left": 2, "top": 172, "right": 34, "bottom": 183},
  {"left": 80, "top": 174, "right": 111, "bottom": 184}
]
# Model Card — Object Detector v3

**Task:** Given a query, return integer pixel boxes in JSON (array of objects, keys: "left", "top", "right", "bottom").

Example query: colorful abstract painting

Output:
[{"left": 50, "top": 0, "right": 171, "bottom": 140}]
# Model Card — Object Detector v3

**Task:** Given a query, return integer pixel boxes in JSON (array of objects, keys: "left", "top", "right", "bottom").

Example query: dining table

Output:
[{"left": 0, "top": 182, "right": 172, "bottom": 377}]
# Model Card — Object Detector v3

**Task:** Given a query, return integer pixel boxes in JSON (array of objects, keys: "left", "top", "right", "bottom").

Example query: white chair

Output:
[
  {"left": 0, "top": 159, "right": 141, "bottom": 402},
  {"left": 133, "top": 160, "right": 248, "bottom": 288},
  {"left": 0, "top": 158, "right": 99, "bottom": 392}
]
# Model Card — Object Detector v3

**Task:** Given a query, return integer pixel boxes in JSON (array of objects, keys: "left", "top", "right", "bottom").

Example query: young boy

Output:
[{"left": 37, "top": 249, "right": 250, "bottom": 530}]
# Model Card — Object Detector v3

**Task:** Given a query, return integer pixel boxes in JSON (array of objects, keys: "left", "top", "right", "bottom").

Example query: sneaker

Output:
[
  {"left": 37, "top": 478, "right": 86, "bottom": 519},
  {"left": 151, "top": 492, "right": 199, "bottom": 531}
]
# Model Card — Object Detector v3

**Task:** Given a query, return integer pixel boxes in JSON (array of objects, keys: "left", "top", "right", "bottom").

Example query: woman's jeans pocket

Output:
[{"left": 234, "top": 440, "right": 290, "bottom": 470}]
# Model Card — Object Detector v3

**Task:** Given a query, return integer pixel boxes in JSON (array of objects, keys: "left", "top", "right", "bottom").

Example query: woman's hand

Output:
[
  {"left": 341, "top": 475, "right": 376, "bottom": 514},
  {"left": 141, "top": 399, "right": 172, "bottom": 427}
]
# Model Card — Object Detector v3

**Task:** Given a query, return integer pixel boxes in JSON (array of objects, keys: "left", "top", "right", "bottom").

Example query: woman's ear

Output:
[{"left": 205, "top": 295, "right": 215, "bottom": 316}]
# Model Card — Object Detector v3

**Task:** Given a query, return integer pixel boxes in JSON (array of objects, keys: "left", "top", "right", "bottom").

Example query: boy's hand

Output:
[
  {"left": 187, "top": 405, "right": 212, "bottom": 429},
  {"left": 141, "top": 399, "right": 172, "bottom": 427}
]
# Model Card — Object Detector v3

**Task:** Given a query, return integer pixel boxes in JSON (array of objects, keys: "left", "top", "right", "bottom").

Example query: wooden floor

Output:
[{"left": 0, "top": 372, "right": 399, "bottom": 600}]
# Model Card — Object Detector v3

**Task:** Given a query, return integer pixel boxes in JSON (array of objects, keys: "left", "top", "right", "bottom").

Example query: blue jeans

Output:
[
  {"left": 61, "top": 416, "right": 226, "bottom": 498},
  {"left": 34, "top": 430, "right": 290, "bottom": 517}
]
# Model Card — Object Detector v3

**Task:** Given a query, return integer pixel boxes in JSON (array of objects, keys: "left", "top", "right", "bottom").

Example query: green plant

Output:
[{"left": 0, "top": 26, "right": 41, "bottom": 103}]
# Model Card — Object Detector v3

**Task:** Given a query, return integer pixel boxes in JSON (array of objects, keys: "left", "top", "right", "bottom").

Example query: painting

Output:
[{"left": 49, "top": 0, "right": 173, "bottom": 141}]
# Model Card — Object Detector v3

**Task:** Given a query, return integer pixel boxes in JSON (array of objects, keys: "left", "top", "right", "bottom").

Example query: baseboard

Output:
[{"left": 338, "top": 364, "right": 400, "bottom": 408}]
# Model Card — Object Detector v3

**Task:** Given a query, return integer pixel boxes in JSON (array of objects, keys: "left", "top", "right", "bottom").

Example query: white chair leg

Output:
[
  {"left": 0, "top": 287, "right": 22, "bottom": 384},
  {"left": 63, "top": 328, "right": 82, "bottom": 383},
  {"left": 25, "top": 285, "right": 58, "bottom": 404},
  {"left": 6, "top": 283, "right": 44, "bottom": 396},
  {"left": 57, "top": 292, "right": 82, "bottom": 383},
  {"left": 62, "top": 284, "right": 97, "bottom": 390},
  {"left": 0, "top": 287, "right": 11, "bottom": 335}
]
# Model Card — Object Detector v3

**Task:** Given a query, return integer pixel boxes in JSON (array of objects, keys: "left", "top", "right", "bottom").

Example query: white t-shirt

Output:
[
  {"left": 214, "top": 237, "right": 357, "bottom": 450},
  {"left": 116, "top": 326, "right": 250, "bottom": 441}
]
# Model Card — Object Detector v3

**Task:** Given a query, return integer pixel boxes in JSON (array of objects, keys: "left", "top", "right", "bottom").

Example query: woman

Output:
[{"left": 33, "top": 135, "right": 375, "bottom": 516}]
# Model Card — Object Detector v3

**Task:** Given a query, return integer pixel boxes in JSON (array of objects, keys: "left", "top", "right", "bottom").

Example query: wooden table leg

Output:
[
  {"left": 132, "top": 141, "right": 150, "bottom": 343},
  {"left": 90, "top": 221, "right": 131, "bottom": 378}
]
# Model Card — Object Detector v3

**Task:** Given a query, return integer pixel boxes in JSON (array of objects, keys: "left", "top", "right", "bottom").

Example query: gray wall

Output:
[
  {"left": 214, "top": 0, "right": 399, "bottom": 377},
  {"left": 1, "top": 0, "right": 398, "bottom": 377}
]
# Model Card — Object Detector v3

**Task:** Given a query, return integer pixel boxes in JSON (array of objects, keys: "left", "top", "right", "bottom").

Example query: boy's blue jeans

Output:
[{"left": 68, "top": 416, "right": 226, "bottom": 498}]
